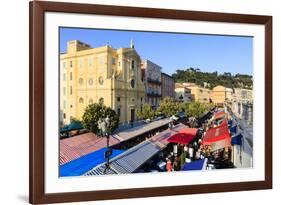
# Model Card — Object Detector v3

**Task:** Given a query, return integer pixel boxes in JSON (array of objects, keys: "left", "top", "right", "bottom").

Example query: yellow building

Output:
[
  {"left": 60, "top": 40, "right": 146, "bottom": 125},
  {"left": 183, "top": 83, "right": 212, "bottom": 103},
  {"left": 211, "top": 85, "right": 233, "bottom": 104}
]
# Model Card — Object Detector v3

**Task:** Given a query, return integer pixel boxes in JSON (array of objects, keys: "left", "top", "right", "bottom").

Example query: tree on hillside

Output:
[
  {"left": 157, "top": 97, "right": 181, "bottom": 117},
  {"left": 172, "top": 67, "right": 252, "bottom": 89},
  {"left": 136, "top": 104, "right": 155, "bottom": 120},
  {"left": 82, "top": 101, "right": 119, "bottom": 135}
]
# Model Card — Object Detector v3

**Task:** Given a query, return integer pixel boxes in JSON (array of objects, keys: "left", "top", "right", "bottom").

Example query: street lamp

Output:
[{"left": 98, "top": 115, "right": 112, "bottom": 174}]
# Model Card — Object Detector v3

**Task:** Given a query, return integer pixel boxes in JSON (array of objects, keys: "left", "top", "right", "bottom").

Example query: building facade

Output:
[
  {"left": 231, "top": 88, "right": 253, "bottom": 124},
  {"left": 60, "top": 40, "right": 146, "bottom": 125},
  {"left": 161, "top": 73, "right": 175, "bottom": 99},
  {"left": 232, "top": 88, "right": 253, "bottom": 103},
  {"left": 211, "top": 85, "right": 233, "bottom": 104},
  {"left": 175, "top": 83, "right": 192, "bottom": 102},
  {"left": 141, "top": 60, "right": 162, "bottom": 109},
  {"left": 183, "top": 83, "right": 212, "bottom": 103}
]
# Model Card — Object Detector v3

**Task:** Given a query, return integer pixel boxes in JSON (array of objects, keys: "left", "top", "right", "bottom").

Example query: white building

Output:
[{"left": 175, "top": 83, "right": 192, "bottom": 102}]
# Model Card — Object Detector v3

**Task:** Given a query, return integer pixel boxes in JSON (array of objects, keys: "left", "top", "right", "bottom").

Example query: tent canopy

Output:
[
  {"left": 203, "top": 124, "right": 231, "bottom": 145},
  {"left": 231, "top": 133, "right": 243, "bottom": 145},
  {"left": 60, "top": 147, "right": 124, "bottom": 177},
  {"left": 179, "top": 128, "right": 198, "bottom": 135},
  {"left": 60, "top": 121, "right": 84, "bottom": 133},
  {"left": 229, "top": 125, "right": 238, "bottom": 135},
  {"left": 167, "top": 128, "right": 198, "bottom": 144},
  {"left": 214, "top": 111, "right": 226, "bottom": 120},
  {"left": 181, "top": 158, "right": 207, "bottom": 171}
]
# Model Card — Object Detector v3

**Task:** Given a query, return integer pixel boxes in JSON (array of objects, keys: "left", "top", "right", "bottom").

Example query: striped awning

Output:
[
  {"left": 85, "top": 140, "right": 160, "bottom": 175},
  {"left": 85, "top": 123, "right": 190, "bottom": 176},
  {"left": 60, "top": 148, "right": 124, "bottom": 177},
  {"left": 60, "top": 132, "right": 120, "bottom": 165},
  {"left": 116, "top": 118, "right": 172, "bottom": 142}
]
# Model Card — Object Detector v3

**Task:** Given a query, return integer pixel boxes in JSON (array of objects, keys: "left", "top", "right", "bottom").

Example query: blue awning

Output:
[
  {"left": 85, "top": 140, "right": 161, "bottom": 175},
  {"left": 229, "top": 125, "right": 238, "bottom": 135},
  {"left": 231, "top": 134, "right": 243, "bottom": 145},
  {"left": 181, "top": 159, "right": 207, "bottom": 171},
  {"left": 60, "top": 148, "right": 124, "bottom": 177}
]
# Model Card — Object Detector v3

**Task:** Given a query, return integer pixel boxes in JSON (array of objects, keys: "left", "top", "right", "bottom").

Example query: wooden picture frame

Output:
[{"left": 29, "top": 1, "right": 272, "bottom": 204}]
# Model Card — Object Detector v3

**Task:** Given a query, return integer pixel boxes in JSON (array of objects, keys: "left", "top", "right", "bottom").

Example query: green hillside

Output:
[{"left": 171, "top": 68, "right": 253, "bottom": 89}]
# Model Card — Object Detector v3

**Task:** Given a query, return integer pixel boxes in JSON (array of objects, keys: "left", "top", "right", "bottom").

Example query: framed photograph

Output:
[{"left": 29, "top": 1, "right": 272, "bottom": 204}]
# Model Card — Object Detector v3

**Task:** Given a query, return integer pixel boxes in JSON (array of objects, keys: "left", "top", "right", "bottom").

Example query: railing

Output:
[{"left": 147, "top": 77, "right": 161, "bottom": 85}]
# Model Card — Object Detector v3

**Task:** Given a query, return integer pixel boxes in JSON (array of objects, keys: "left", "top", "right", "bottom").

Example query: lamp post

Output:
[{"left": 98, "top": 115, "right": 112, "bottom": 174}]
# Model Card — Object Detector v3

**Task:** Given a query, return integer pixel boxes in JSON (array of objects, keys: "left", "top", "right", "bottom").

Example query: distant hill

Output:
[{"left": 171, "top": 68, "right": 253, "bottom": 89}]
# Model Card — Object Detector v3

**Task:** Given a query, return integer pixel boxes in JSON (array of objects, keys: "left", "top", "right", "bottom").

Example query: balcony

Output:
[
  {"left": 147, "top": 92, "right": 162, "bottom": 97},
  {"left": 147, "top": 77, "right": 161, "bottom": 85}
]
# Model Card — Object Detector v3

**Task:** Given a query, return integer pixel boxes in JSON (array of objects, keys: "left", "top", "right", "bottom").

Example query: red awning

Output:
[
  {"left": 167, "top": 128, "right": 198, "bottom": 144},
  {"left": 214, "top": 111, "right": 226, "bottom": 120},
  {"left": 202, "top": 124, "right": 230, "bottom": 145},
  {"left": 179, "top": 128, "right": 198, "bottom": 136}
]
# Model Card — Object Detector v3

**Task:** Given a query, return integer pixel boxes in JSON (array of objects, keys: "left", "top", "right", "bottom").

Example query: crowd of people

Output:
[{"left": 165, "top": 109, "right": 234, "bottom": 172}]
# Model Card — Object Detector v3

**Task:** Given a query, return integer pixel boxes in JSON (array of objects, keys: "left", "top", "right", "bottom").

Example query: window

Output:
[
  {"left": 117, "top": 108, "right": 121, "bottom": 117},
  {"left": 63, "top": 62, "right": 66, "bottom": 68},
  {"left": 79, "top": 59, "right": 83, "bottom": 68},
  {"left": 112, "top": 57, "right": 116, "bottom": 65},
  {"left": 98, "top": 76, "right": 104, "bottom": 85},
  {"left": 88, "top": 78, "right": 93, "bottom": 85},
  {"left": 63, "top": 73, "right": 66, "bottom": 81},
  {"left": 131, "top": 79, "right": 135, "bottom": 88},
  {"left": 79, "top": 78, "right": 84, "bottom": 85},
  {"left": 63, "top": 113, "right": 66, "bottom": 119},
  {"left": 63, "top": 101, "right": 66, "bottom": 109},
  {"left": 63, "top": 87, "right": 66, "bottom": 96},
  {"left": 99, "top": 56, "right": 104, "bottom": 64},
  {"left": 141, "top": 97, "right": 143, "bottom": 102},
  {"left": 70, "top": 72, "right": 72, "bottom": 80},
  {"left": 131, "top": 60, "right": 135, "bottom": 69},
  {"left": 89, "top": 98, "right": 93, "bottom": 104},
  {"left": 70, "top": 86, "right": 72, "bottom": 95},
  {"left": 89, "top": 57, "right": 93, "bottom": 66},
  {"left": 117, "top": 97, "right": 120, "bottom": 102},
  {"left": 70, "top": 61, "right": 73, "bottom": 68},
  {"left": 70, "top": 104, "right": 73, "bottom": 108},
  {"left": 79, "top": 97, "right": 84, "bottom": 103}
]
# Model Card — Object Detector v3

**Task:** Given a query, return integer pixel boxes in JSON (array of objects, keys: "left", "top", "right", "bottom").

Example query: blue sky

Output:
[{"left": 60, "top": 27, "right": 253, "bottom": 75}]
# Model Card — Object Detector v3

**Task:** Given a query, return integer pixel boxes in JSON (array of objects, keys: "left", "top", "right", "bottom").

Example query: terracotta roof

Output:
[{"left": 60, "top": 132, "right": 120, "bottom": 165}]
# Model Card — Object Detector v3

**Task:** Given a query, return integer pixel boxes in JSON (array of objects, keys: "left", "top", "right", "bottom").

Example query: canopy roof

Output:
[
  {"left": 213, "top": 111, "right": 226, "bottom": 120},
  {"left": 60, "top": 121, "right": 84, "bottom": 133},
  {"left": 60, "top": 132, "right": 120, "bottom": 165},
  {"left": 85, "top": 140, "right": 160, "bottom": 175},
  {"left": 85, "top": 124, "right": 190, "bottom": 176},
  {"left": 203, "top": 124, "right": 230, "bottom": 145},
  {"left": 60, "top": 148, "right": 124, "bottom": 176},
  {"left": 231, "top": 133, "right": 243, "bottom": 145},
  {"left": 167, "top": 128, "right": 198, "bottom": 144},
  {"left": 181, "top": 158, "right": 208, "bottom": 171},
  {"left": 116, "top": 118, "right": 172, "bottom": 142}
]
